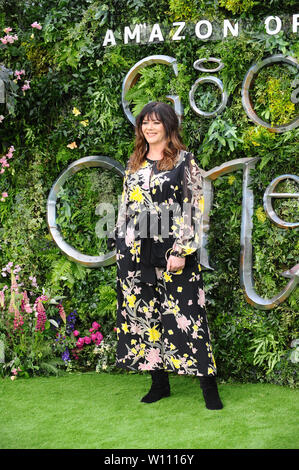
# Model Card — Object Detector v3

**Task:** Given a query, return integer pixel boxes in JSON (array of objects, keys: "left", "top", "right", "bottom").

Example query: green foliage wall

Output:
[{"left": 0, "top": 0, "right": 298, "bottom": 384}]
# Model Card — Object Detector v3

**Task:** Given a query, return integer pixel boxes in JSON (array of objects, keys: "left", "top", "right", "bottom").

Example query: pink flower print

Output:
[
  {"left": 31, "top": 22, "right": 42, "bottom": 30},
  {"left": 188, "top": 299, "right": 193, "bottom": 305},
  {"left": 138, "top": 362, "right": 152, "bottom": 371},
  {"left": 176, "top": 315, "right": 191, "bottom": 333},
  {"left": 197, "top": 288, "right": 205, "bottom": 307},
  {"left": 146, "top": 347, "right": 162, "bottom": 366},
  {"left": 141, "top": 168, "right": 151, "bottom": 189},
  {"left": 125, "top": 226, "right": 135, "bottom": 246},
  {"left": 191, "top": 330, "right": 198, "bottom": 339},
  {"left": 130, "top": 322, "right": 142, "bottom": 335}
]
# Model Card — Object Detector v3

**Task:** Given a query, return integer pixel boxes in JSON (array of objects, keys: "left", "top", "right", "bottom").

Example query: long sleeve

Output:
[
  {"left": 107, "top": 166, "right": 129, "bottom": 250},
  {"left": 169, "top": 153, "right": 204, "bottom": 258}
]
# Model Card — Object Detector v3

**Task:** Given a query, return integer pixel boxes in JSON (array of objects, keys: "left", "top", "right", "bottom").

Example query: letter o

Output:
[
  {"left": 241, "top": 54, "right": 299, "bottom": 133},
  {"left": 265, "top": 16, "right": 282, "bottom": 35},
  {"left": 189, "top": 76, "right": 228, "bottom": 117}
]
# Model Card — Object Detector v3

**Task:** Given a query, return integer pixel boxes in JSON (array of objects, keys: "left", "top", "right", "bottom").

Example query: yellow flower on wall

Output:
[
  {"left": 72, "top": 107, "right": 81, "bottom": 116},
  {"left": 67, "top": 141, "right": 77, "bottom": 149},
  {"left": 256, "top": 206, "right": 267, "bottom": 223}
]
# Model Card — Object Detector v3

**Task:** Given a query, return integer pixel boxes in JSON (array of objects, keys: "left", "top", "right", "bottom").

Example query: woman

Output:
[{"left": 109, "top": 101, "right": 223, "bottom": 410}]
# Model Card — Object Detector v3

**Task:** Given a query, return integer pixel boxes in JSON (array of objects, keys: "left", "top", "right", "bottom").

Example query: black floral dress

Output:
[{"left": 112, "top": 150, "right": 217, "bottom": 376}]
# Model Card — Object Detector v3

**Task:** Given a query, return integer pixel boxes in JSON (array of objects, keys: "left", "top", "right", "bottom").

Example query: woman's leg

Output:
[
  {"left": 198, "top": 376, "right": 223, "bottom": 410},
  {"left": 141, "top": 369, "right": 170, "bottom": 403}
]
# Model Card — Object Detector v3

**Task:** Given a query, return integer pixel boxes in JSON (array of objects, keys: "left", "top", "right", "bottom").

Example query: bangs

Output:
[{"left": 142, "top": 111, "right": 161, "bottom": 123}]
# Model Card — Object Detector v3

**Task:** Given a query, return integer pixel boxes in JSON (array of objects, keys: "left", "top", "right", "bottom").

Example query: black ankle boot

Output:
[
  {"left": 199, "top": 376, "right": 223, "bottom": 410},
  {"left": 141, "top": 369, "right": 170, "bottom": 403}
]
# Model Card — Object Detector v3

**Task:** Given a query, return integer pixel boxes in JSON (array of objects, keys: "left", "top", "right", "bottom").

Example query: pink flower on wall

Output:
[
  {"left": 22, "top": 80, "right": 30, "bottom": 92},
  {"left": 31, "top": 22, "right": 42, "bottom": 30}
]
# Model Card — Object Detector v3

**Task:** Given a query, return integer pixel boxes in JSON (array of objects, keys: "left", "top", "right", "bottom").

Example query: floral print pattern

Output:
[{"left": 113, "top": 150, "right": 217, "bottom": 376}]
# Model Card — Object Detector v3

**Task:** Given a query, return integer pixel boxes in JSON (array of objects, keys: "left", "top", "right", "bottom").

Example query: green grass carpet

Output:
[{"left": 0, "top": 372, "right": 298, "bottom": 449}]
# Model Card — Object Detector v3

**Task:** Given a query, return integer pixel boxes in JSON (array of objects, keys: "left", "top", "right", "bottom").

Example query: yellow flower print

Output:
[
  {"left": 126, "top": 294, "right": 136, "bottom": 308},
  {"left": 172, "top": 304, "right": 180, "bottom": 315},
  {"left": 187, "top": 360, "right": 193, "bottom": 366},
  {"left": 208, "top": 367, "right": 214, "bottom": 375},
  {"left": 130, "top": 185, "right": 144, "bottom": 203},
  {"left": 170, "top": 343, "right": 176, "bottom": 350},
  {"left": 147, "top": 325, "right": 161, "bottom": 343},
  {"left": 197, "top": 264, "right": 201, "bottom": 271},
  {"left": 121, "top": 322, "right": 129, "bottom": 334},
  {"left": 193, "top": 325, "right": 199, "bottom": 331},
  {"left": 177, "top": 286, "right": 182, "bottom": 292},
  {"left": 143, "top": 306, "right": 148, "bottom": 313},
  {"left": 138, "top": 349, "right": 145, "bottom": 357},
  {"left": 168, "top": 329, "right": 174, "bottom": 335},
  {"left": 183, "top": 245, "right": 195, "bottom": 255},
  {"left": 131, "top": 348, "right": 137, "bottom": 354},
  {"left": 131, "top": 339, "right": 137, "bottom": 345},
  {"left": 198, "top": 196, "right": 204, "bottom": 213},
  {"left": 171, "top": 357, "right": 181, "bottom": 369},
  {"left": 163, "top": 272, "right": 172, "bottom": 282}
]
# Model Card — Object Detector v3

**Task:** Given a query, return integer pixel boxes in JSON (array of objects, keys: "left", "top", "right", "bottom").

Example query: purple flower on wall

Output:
[{"left": 62, "top": 348, "right": 70, "bottom": 362}]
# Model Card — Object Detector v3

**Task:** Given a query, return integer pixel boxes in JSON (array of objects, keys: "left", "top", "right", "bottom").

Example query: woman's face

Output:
[{"left": 141, "top": 113, "right": 167, "bottom": 147}]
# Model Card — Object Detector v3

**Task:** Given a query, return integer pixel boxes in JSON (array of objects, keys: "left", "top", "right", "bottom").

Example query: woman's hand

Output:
[{"left": 166, "top": 255, "right": 186, "bottom": 272}]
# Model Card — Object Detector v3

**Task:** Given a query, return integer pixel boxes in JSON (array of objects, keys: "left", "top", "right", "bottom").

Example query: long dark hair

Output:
[{"left": 127, "top": 101, "right": 186, "bottom": 173}]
